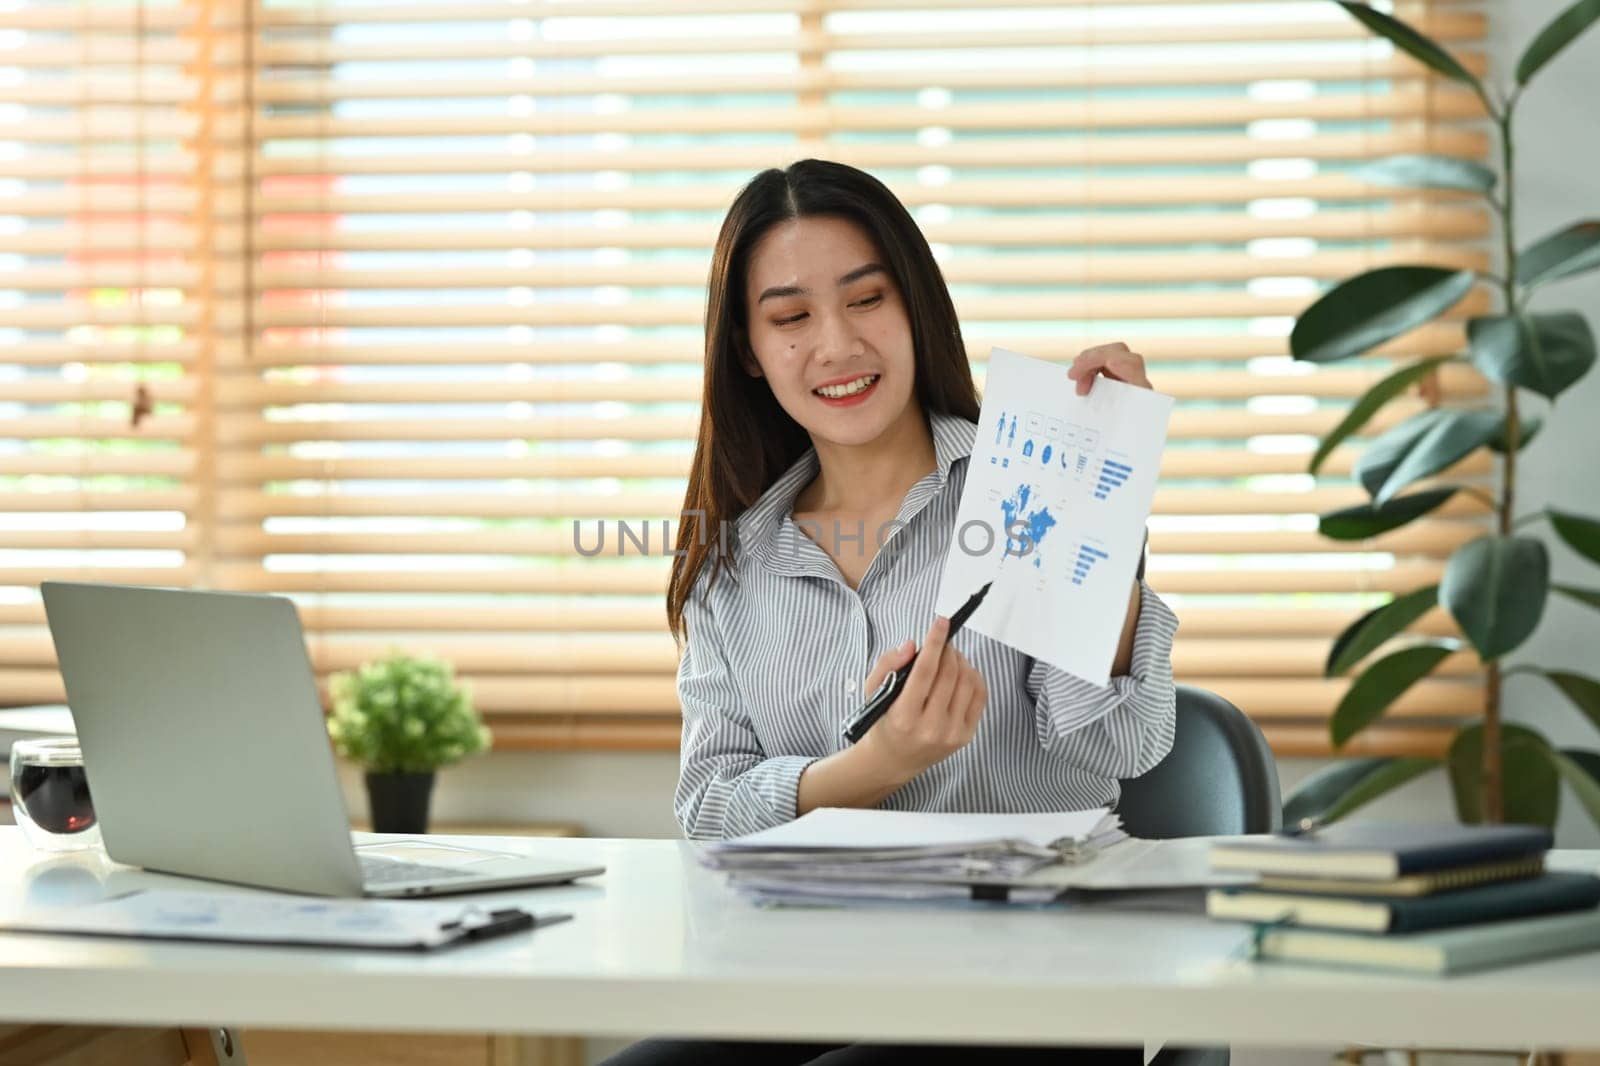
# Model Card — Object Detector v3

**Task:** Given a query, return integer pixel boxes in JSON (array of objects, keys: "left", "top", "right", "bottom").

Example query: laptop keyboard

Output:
[{"left": 359, "top": 855, "right": 478, "bottom": 886}]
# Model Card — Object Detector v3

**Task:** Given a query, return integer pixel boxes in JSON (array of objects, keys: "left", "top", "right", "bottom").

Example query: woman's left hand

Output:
[{"left": 1067, "top": 342, "right": 1152, "bottom": 396}]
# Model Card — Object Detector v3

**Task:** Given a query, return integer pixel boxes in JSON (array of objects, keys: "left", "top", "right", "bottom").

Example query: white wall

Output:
[
  {"left": 336, "top": 750, "right": 682, "bottom": 838},
  {"left": 1487, "top": 0, "right": 1600, "bottom": 849}
]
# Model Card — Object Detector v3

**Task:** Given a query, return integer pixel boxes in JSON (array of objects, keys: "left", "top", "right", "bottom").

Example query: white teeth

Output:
[{"left": 814, "top": 374, "right": 879, "bottom": 399}]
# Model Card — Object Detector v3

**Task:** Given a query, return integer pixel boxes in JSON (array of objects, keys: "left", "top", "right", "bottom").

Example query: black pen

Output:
[{"left": 841, "top": 581, "right": 993, "bottom": 745}]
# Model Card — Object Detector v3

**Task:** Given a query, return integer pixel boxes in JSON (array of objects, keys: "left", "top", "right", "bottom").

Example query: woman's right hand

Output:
[{"left": 857, "top": 616, "right": 987, "bottom": 784}]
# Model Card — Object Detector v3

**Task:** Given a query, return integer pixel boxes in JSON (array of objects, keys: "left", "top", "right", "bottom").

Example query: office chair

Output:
[
  {"left": 1113, "top": 684, "right": 1282, "bottom": 1066},
  {"left": 1117, "top": 685, "right": 1281, "bottom": 841}
]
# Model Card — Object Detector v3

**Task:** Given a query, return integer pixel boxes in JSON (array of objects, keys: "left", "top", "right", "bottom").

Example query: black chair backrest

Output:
[{"left": 1115, "top": 685, "right": 1281, "bottom": 839}]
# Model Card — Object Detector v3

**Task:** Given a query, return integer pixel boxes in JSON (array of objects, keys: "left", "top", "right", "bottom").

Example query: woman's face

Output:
[{"left": 740, "top": 214, "right": 917, "bottom": 449}]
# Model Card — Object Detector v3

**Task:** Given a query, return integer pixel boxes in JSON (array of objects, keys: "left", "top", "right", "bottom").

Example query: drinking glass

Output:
[{"left": 9, "top": 737, "right": 101, "bottom": 852}]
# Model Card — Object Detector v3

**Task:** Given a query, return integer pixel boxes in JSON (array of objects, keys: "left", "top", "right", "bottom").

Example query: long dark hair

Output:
[{"left": 667, "top": 159, "right": 981, "bottom": 642}]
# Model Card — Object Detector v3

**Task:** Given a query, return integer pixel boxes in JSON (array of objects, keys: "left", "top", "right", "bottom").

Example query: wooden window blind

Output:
[
  {"left": 3, "top": 0, "right": 1492, "bottom": 757},
  {"left": 0, "top": 0, "right": 237, "bottom": 702}
]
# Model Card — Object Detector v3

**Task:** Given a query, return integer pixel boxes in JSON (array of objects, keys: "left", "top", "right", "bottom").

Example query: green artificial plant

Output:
[
  {"left": 326, "top": 651, "right": 492, "bottom": 775},
  {"left": 1283, "top": 0, "right": 1600, "bottom": 829}
]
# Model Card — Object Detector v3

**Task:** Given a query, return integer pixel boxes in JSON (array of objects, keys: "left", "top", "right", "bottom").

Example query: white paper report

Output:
[{"left": 936, "top": 346, "right": 1174, "bottom": 687}]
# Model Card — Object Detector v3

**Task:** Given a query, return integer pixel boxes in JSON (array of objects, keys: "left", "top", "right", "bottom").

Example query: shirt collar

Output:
[{"left": 736, "top": 409, "right": 978, "bottom": 573}]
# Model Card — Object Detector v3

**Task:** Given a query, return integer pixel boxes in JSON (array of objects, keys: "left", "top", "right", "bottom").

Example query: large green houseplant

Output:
[
  {"left": 326, "top": 652, "right": 492, "bottom": 833},
  {"left": 1283, "top": 0, "right": 1600, "bottom": 829}
]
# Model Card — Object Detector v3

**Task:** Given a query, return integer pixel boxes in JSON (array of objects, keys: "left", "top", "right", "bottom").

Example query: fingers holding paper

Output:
[{"left": 1067, "top": 342, "right": 1152, "bottom": 396}]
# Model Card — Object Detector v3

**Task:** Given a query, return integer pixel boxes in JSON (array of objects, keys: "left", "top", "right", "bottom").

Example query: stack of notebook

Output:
[
  {"left": 1207, "top": 821, "right": 1600, "bottom": 974},
  {"left": 698, "top": 807, "right": 1127, "bottom": 906}
]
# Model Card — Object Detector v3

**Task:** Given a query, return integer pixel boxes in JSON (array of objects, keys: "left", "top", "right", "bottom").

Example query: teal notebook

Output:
[
  {"left": 1209, "top": 871, "right": 1600, "bottom": 933},
  {"left": 1252, "top": 905, "right": 1600, "bottom": 975}
]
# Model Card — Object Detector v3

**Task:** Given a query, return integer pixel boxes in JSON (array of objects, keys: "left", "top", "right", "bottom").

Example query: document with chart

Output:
[{"left": 936, "top": 346, "right": 1174, "bottom": 687}]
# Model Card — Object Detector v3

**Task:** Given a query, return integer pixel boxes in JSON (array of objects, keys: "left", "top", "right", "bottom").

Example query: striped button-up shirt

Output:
[{"left": 674, "top": 410, "right": 1180, "bottom": 840}]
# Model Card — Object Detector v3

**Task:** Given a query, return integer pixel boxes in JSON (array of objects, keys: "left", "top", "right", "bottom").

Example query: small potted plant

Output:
[{"left": 325, "top": 652, "right": 492, "bottom": 833}]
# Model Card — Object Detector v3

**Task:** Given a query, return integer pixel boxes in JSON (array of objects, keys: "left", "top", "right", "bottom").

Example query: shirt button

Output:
[{"left": 844, "top": 678, "right": 857, "bottom": 694}]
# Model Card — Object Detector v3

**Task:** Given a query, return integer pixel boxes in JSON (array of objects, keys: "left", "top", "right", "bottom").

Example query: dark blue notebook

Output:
[
  {"left": 1209, "top": 821, "right": 1552, "bottom": 880},
  {"left": 1208, "top": 871, "right": 1600, "bottom": 933}
]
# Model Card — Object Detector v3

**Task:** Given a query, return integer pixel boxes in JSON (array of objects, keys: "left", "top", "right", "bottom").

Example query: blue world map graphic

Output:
[{"left": 999, "top": 483, "right": 1056, "bottom": 569}]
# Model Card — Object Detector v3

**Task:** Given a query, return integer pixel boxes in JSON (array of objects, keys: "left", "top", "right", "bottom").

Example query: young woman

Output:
[{"left": 602, "top": 159, "right": 1176, "bottom": 1066}]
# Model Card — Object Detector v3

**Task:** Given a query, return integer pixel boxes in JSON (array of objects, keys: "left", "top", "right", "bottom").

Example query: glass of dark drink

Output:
[{"left": 9, "top": 737, "right": 101, "bottom": 852}]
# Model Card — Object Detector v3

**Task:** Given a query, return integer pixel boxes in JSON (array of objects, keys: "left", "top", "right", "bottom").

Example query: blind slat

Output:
[
  {"left": 251, "top": 54, "right": 1486, "bottom": 102},
  {"left": 253, "top": 131, "right": 1490, "bottom": 176},
  {"left": 253, "top": 0, "right": 1469, "bottom": 27},
  {"left": 0, "top": 601, "right": 1466, "bottom": 638},
  {"left": 244, "top": 292, "right": 1482, "bottom": 328},
  {"left": 0, "top": 454, "right": 196, "bottom": 478},
  {"left": 214, "top": 522, "right": 1482, "bottom": 560},
  {"left": 212, "top": 402, "right": 1459, "bottom": 447},
  {"left": 251, "top": 246, "right": 1488, "bottom": 289},
  {"left": 212, "top": 485, "right": 1487, "bottom": 520},
  {"left": 232, "top": 327, "right": 1471, "bottom": 367},
  {"left": 255, "top": 15, "right": 1485, "bottom": 64},
  {"left": 0, "top": 635, "right": 1480, "bottom": 680},
  {"left": 251, "top": 175, "right": 1477, "bottom": 215},
  {"left": 204, "top": 562, "right": 1448, "bottom": 597},
  {"left": 257, "top": 89, "right": 1482, "bottom": 140},
  {"left": 218, "top": 364, "right": 1489, "bottom": 407},
  {"left": 212, "top": 448, "right": 1495, "bottom": 484}
]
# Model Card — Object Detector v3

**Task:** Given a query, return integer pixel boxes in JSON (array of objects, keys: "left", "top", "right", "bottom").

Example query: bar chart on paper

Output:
[{"left": 941, "top": 347, "right": 1173, "bottom": 686}]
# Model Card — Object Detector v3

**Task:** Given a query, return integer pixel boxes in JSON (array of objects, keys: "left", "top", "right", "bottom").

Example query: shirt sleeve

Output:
[
  {"left": 673, "top": 583, "right": 820, "bottom": 841},
  {"left": 1024, "top": 579, "right": 1179, "bottom": 779}
]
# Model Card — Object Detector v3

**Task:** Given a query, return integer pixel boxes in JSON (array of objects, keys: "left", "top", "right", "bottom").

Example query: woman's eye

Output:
[{"left": 774, "top": 294, "right": 880, "bottom": 327}]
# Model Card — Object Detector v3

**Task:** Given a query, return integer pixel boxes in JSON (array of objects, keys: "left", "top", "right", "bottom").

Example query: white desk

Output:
[{"left": 2, "top": 829, "right": 1599, "bottom": 1053}]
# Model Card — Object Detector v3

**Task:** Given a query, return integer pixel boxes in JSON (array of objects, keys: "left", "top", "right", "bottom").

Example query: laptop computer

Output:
[{"left": 39, "top": 581, "right": 605, "bottom": 897}]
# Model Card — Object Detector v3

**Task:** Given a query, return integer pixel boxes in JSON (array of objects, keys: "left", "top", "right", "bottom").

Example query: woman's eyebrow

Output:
[{"left": 757, "top": 262, "right": 887, "bottom": 304}]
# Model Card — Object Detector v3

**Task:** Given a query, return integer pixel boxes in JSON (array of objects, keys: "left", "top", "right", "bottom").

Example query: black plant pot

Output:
[{"left": 364, "top": 770, "right": 436, "bottom": 834}]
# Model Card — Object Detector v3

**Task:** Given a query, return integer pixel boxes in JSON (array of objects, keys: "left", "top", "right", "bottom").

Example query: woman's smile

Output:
[{"left": 812, "top": 372, "right": 882, "bottom": 406}]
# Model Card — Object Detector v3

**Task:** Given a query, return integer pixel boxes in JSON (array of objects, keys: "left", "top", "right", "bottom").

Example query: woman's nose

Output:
[{"left": 813, "top": 308, "right": 864, "bottom": 362}]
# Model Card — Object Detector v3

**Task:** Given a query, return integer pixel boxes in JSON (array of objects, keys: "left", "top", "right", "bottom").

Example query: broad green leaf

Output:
[
  {"left": 1319, "top": 488, "right": 1458, "bottom": 541},
  {"left": 1372, "top": 409, "right": 1504, "bottom": 506},
  {"left": 1441, "top": 535, "right": 1551, "bottom": 660},
  {"left": 1310, "top": 356, "right": 1456, "bottom": 474},
  {"left": 1535, "top": 670, "right": 1600, "bottom": 732},
  {"left": 1489, "top": 413, "right": 1543, "bottom": 454},
  {"left": 1356, "top": 154, "right": 1496, "bottom": 195},
  {"left": 1469, "top": 312, "right": 1596, "bottom": 399},
  {"left": 1326, "top": 585, "right": 1440, "bottom": 677},
  {"left": 1335, "top": 1, "right": 1489, "bottom": 103},
  {"left": 1549, "top": 508, "right": 1600, "bottom": 566},
  {"left": 1281, "top": 756, "right": 1440, "bottom": 827},
  {"left": 1291, "top": 267, "right": 1478, "bottom": 365},
  {"left": 1517, "top": 0, "right": 1600, "bottom": 85},
  {"left": 1331, "top": 643, "right": 1456, "bottom": 748},
  {"left": 1282, "top": 757, "right": 1385, "bottom": 826},
  {"left": 1552, "top": 749, "right": 1600, "bottom": 830},
  {"left": 1449, "top": 722, "right": 1559, "bottom": 827},
  {"left": 1517, "top": 220, "right": 1600, "bottom": 288},
  {"left": 1554, "top": 583, "right": 1600, "bottom": 611},
  {"left": 1354, "top": 410, "right": 1451, "bottom": 497},
  {"left": 1563, "top": 749, "right": 1600, "bottom": 783}
]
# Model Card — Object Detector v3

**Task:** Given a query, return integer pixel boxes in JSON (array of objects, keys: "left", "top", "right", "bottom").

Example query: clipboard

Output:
[{"left": 0, "top": 889, "right": 571, "bottom": 951}]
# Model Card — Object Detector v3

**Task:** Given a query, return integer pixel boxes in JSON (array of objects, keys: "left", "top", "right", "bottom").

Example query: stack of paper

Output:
[{"left": 698, "top": 807, "right": 1125, "bottom": 906}]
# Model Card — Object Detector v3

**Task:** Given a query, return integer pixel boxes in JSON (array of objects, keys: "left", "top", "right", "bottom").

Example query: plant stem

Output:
[{"left": 1483, "top": 106, "right": 1522, "bottom": 825}]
